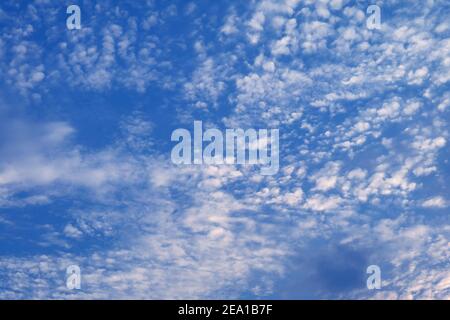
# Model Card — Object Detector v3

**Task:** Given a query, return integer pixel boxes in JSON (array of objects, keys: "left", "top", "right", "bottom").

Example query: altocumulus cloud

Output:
[{"left": 0, "top": 0, "right": 449, "bottom": 299}]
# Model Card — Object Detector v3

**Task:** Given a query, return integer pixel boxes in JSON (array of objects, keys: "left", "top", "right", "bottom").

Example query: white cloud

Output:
[
  {"left": 64, "top": 224, "right": 83, "bottom": 238},
  {"left": 304, "top": 195, "right": 342, "bottom": 212},
  {"left": 422, "top": 196, "right": 447, "bottom": 208}
]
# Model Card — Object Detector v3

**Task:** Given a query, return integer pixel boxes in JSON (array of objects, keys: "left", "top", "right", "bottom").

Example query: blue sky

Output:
[{"left": 0, "top": 0, "right": 449, "bottom": 299}]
